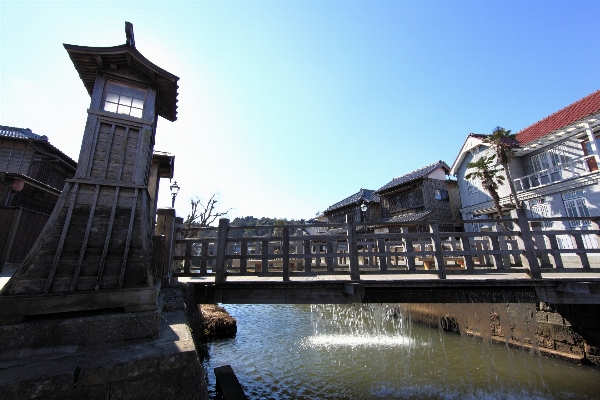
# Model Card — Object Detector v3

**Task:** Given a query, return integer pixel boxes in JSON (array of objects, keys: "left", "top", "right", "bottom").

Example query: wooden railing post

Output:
[
  {"left": 261, "top": 239, "right": 269, "bottom": 276},
  {"left": 459, "top": 234, "right": 475, "bottom": 271},
  {"left": 377, "top": 237, "right": 387, "bottom": 271},
  {"left": 490, "top": 224, "right": 508, "bottom": 269},
  {"left": 240, "top": 241, "right": 248, "bottom": 274},
  {"left": 573, "top": 232, "right": 591, "bottom": 270},
  {"left": 295, "top": 229, "right": 304, "bottom": 272},
  {"left": 282, "top": 227, "right": 290, "bottom": 281},
  {"left": 347, "top": 218, "right": 360, "bottom": 280},
  {"left": 431, "top": 223, "right": 446, "bottom": 279},
  {"left": 155, "top": 208, "right": 176, "bottom": 281},
  {"left": 402, "top": 227, "right": 415, "bottom": 271},
  {"left": 303, "top": 239, "right": 312, "bottom": 272},
  {"left": 546, "top": 234, "right": 564, "bottom": 269},
  {"left": 215, "top": 218, "right": 230, "bottom": 283},
  {"left": 516, "top": 209, "right": 542, "bottom": 279},
  {"left": 326, "top": 238, "right": 334, "bottom": 272}
]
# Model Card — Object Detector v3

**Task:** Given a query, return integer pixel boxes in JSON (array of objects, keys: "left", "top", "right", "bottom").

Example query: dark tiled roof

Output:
[
  {"left": 325, "top": 189, "right": 380, "bottom": 213},
  {"left": 0, "top": 125, "right": 48, "bottom": 141},
  {"left": 377, "top": 161, "right": 449, "bottom": 193},
  {"left": 380, "top": 210, "right": 432, "bottom": 223},
  {"left": 516, "top": 89, "right": 600, "bottom": 145}
]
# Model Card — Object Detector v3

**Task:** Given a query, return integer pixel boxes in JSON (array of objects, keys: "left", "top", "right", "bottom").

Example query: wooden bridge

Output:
[{"left": 155, "top": 213, "right": 600, "bottom": 305}]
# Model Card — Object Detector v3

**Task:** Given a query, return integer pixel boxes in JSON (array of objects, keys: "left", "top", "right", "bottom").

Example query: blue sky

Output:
[{"left": 1, "top": 1, "right": 599, "bottom": 221}]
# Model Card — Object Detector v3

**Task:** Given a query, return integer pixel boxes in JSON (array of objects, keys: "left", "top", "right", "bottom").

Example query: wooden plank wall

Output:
[{"left": 0, "top": 139, "right": 34, "bottom": 176}]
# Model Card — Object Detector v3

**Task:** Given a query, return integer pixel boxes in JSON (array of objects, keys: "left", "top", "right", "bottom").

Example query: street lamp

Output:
[
  {"left": 360, "top": 203, "right": 368, "bottom": 222},
  {"left": 170, "top": 180, "right": 180, "bottom": 208}
]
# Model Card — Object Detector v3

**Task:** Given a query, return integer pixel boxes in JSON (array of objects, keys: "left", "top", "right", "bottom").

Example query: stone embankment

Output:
[
  {"left": 398, "top": 302, "right": 600, "bottom": 366},
  {"left": 0, "top": 282, "right": 209, "bottom": 400}
]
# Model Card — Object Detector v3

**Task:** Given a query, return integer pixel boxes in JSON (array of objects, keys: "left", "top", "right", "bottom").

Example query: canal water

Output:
[{"left": 202, "top": 304, "right": 600, "bottom": 399}]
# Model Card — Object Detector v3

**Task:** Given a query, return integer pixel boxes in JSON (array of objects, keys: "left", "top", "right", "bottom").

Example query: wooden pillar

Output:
[
  {"left": 377, "top": 238, "right": 387, "bottom": 271},
  {"left": 347, "top": 218, "right": 360, "bottom": 281},
  {"left": 155, "top": 208, "right": 176, "bottom": 279},
  {"left": 215, "top": 218, "right": 229, "bottom": 283},
  {"left": 282, "top": 227, "right": 290, "bottom": 281},
  {"left": 516, "top": 209, "right": 542, "bottom": 279},
  {"left": 431, "top": 223, "right": 446, "bottom": 279},
  {"left": 402, "top": 227, "right": 415, "bottom": 271}
]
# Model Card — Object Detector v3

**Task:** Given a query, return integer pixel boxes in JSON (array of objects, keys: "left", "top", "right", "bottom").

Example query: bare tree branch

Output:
[{"left": 184, "top": 194, "right": 232, "bottom": 230}]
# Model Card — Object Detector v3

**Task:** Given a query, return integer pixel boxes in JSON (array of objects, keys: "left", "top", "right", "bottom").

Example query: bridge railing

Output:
[{"left": 171, "top": 215, "right": 600, "bottom": 282}]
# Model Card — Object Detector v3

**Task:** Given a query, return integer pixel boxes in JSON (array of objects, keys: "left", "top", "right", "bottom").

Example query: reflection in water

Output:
[{"left": 202, "top": 304, "right": 600, "bottom": 399}]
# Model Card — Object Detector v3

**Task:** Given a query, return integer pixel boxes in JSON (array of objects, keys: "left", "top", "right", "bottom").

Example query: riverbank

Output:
[{"left": 399, "top": 302, "right": 600, "bottom": 366}]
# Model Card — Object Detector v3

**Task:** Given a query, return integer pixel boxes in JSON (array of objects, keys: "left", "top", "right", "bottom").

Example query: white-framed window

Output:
[
  {"left": 529, "top": 197, "right": 553, "bottom": 228},
  {"left": 466, "top": 213, "right": 482, "bottom": 232},
  {"left": 531, "top": 146, "right": 571, "bottom": 173},
  {"left": 562, "top": 190, "right": 590, "bottom": 227},
  {"left": 467, "top": 179, "right": 478, "bottom": 194},
  {"left": 103, "top": 81, "right": 146, "bottom": 118}
]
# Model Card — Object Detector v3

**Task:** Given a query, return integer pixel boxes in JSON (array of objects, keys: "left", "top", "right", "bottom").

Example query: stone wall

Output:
[{"left": 398, "top": 302, "right": 600, "bottom": 366}]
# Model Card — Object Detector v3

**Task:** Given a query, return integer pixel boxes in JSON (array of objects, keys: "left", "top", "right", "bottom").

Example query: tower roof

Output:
[{"left": 63, "top": 42, "right": 180, "bottom": 122}]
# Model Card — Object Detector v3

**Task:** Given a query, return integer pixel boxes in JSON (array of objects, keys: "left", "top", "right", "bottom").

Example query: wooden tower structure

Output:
[{"left": 0, "top": 23, "right": 179, "bottom": 323}]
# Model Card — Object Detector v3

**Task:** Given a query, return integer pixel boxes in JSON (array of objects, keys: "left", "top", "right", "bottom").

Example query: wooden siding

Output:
[
  {"left": 89, "top": 122, "right": 139, "bottom": 182},
  {"left": 0, "top": 139, "right": 34, "bottom": 176}
]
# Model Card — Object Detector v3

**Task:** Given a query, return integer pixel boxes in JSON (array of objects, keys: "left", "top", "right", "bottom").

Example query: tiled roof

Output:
[
  {"left": 380, "top": 210, "right": 432, "bottom": 223},
  {"left": 0, "top": 125, "right": 48, "bottom": 141},
  {"left": 516, "top": 89, "right": 600, "bottom": 145},
  {"left": 325, "top": 189, "right": 380, "bottom": 213},
  {"left": 377, "top": 161, "right": 449, "bottom": 193}
]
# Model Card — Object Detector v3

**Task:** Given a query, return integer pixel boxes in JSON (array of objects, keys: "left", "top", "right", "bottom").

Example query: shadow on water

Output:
[{"left": 202, "top": 303, "right": 600, "bottom": 399}]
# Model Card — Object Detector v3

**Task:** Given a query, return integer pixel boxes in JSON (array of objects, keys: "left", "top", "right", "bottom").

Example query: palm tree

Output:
[
  {"left": 465, "top": 155, "right": 506, "bottom": 220},
  {"left": 483, "top": 126, "right": 521, "bottom": 208}
]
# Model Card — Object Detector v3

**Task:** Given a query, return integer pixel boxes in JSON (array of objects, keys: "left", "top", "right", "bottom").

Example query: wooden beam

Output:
[
  {"left": 95, "top": 55, "right": 103, "bottom": 68},
  {"left": 44, "top": 183, "right": 79, "bottom": 293},
  {"left": 71, "top": 184, "right": 100, "bottom": 291},
  {"left": 118, "top": 188, "right": 138, "bottom": 289},
  {"left": 96, "top": 186, "right": 120, "bottom": 290}
]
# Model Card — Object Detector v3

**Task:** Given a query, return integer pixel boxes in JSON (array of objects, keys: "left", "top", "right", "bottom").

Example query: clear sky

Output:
[{"left": 1, "top": 1, "right": 599, "bottom": 222}]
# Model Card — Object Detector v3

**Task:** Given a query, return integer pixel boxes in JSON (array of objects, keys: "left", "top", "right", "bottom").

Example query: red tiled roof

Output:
[{"left": 516, "top": 90, "right": 600, "bottom": 145}]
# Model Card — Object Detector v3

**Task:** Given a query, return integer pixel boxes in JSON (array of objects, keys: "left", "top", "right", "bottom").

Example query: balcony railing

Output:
[{"left": 514, "top": 155, "right": 595, "bottom": 193}]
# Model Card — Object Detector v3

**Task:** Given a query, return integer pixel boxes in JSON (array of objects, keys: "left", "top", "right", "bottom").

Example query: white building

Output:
[{"left": 451, "top": 90, "right": 600, "bottom": 264}]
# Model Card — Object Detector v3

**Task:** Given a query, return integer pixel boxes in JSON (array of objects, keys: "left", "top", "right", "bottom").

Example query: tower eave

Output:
[{"left": 63, "top": 43, "right": 179, "bottom": 122}]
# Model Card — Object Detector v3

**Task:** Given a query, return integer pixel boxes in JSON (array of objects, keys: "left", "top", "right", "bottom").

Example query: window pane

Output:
[
  {"left": 104, "top": 102, "right": 118, "bottom": 113},
  {"left": 133, "top": 89, "right": 145, "bottom": 99},
  {"left": 130, "top": 108, "right": 143, "bottom": 118},
  {"left": 117, "top": 105, "right": 130, "bottom": 114},
  {"left": 531, "top": 155, "right": 541, "bottom": 172},
  {"left": 119, "top": 96, "right": 132, "bottom": 106},
  {"left": 132, "top": 98, "right": 144, "bottom": 109},
  {"left": 121, "top": 87, "right": 133, "bottom": 98},
  {"left": 540, "top": 152, "right": 550, "bottom": 170},
  {"left": 107, "top": 83, "right": 120, "bottom": 93},
  {"left": 106, "top": 92, "right": 119, "bottom": 103}
]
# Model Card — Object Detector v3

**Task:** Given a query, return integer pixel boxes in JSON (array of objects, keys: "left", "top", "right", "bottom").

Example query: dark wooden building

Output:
[
  {"left": 323, "top": 188, "right": 381, "bottom": 224},
  {"left": 375, "top": 161, "right": 458, "bottom": 230},
  {"left": 0, "top": 126, "right": 76, "bottom": 271}
]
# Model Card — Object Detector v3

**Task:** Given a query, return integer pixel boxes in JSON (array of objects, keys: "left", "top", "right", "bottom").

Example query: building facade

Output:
[
  {"left": 0, "top": 126, "right": 76, "bottom": 270},
  {"left": 451, "top": 90, "right": 600, "bottom": 261}
]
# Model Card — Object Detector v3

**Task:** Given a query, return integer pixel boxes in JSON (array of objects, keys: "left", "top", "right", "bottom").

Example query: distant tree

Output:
[
  {"left": 483, "top": 126, "right": 521, "bottom": 208},
  {"left": 184, "top": 194, "right": 231, "bottom": 229},
  {"left": 465, "top": 155, "right": 506, "bottom": 221},
  {"left": 273, "top": 219, "right": 286, "bottom": 237}
]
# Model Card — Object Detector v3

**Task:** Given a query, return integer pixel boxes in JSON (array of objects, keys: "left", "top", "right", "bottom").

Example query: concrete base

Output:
[{"left": 0, "top": 310, "right": 208, "bottom": 399}]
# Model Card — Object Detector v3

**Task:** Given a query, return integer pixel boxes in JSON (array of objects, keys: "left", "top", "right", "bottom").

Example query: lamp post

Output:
[{"left": 170, "top": 180, "right": 180, "bottom": 208}]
